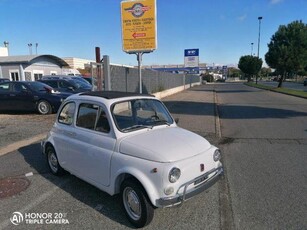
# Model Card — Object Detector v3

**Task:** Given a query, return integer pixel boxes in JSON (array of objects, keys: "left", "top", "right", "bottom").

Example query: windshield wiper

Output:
[
  {"left": 122, "top": 124, "right": 153, "bottom": 132},
  {"left": 152, "top": 120, "right": 171, "bottom": 126}
]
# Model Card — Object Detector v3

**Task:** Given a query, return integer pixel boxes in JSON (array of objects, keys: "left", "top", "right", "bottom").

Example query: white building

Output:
[{"left": 0, "top": 55, "right": 69, "bottom": 81}]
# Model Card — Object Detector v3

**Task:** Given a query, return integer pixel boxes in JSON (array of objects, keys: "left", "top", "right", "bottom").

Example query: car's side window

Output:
[
  {"left": 76, "top": 103, "right": 110, "bottom": 133},
  {"left": 58, "top": 102, "right": 76, "bottom": 125},
  {"left": 0, "top": 83, "right": 10, "bottom": 91}
]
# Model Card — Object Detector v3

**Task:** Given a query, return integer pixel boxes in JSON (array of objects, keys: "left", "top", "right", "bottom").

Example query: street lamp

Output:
[
  {"left": 3, "top": 41, "right": 9, "bottom": 55},
  {"left": 28, "top": 43, "right": 32, "bottom": 55},
  {"left": 257, "top": 16, "right": 263, "bottom": 57},
  {"left": 251, "top": 42, "right": 254, "bottom": 56}
]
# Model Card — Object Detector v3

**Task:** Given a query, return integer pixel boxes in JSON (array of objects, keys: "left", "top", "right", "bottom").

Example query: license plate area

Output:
[{"left": 194, "top": 175, "right": 208, "bottom": 186}]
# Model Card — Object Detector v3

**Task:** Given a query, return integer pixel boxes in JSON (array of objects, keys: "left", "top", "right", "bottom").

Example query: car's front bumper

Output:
[{"left": 156, "top": 166, "right": 223, "bottom": 207}]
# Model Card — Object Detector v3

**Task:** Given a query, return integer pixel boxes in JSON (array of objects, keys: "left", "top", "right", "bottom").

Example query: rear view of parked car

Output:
[{"left": 0, "top": 81, "right": 71, "bottom": 114}]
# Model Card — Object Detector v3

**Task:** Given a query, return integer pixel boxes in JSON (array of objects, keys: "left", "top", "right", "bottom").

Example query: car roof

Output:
[{"left": 79, "top": 91, "right": 154, "bottom": 99}]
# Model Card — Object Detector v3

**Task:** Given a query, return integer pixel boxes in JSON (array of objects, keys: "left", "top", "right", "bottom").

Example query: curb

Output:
[{"left": 0, "top": 133, "right": 47, "bottom": 156}]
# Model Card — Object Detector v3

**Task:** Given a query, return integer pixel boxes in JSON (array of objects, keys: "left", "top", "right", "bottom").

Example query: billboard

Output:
[{"left": 121, "top": 0, "right": 157, "bottom": 53}]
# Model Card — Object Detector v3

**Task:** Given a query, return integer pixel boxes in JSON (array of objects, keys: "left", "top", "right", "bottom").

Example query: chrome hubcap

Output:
[
  {"left": 123, "top": 187, "right": 141, "bottom": 220},
  {"left": 39, "top": 102, "right": 48, "bottom": 114},
  {"left": 48, "top": 151, "right": 58, "bottom": 173}
]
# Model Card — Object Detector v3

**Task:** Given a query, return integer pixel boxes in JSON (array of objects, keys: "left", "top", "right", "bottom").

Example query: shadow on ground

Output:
[{"left": 17, "top": 143, "right": 134, "bottom": 228}]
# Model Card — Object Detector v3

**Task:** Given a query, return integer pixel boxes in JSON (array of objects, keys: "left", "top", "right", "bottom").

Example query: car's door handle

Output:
[
  {"left": 65, "top": 131, "right": 76, "bottom": 137},
  {"left": 9, "top": 94, "right": 16, "bottom": 97}
]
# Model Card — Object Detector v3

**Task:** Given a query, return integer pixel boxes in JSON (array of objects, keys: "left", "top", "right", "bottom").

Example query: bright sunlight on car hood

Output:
[{"left": 119, "top": 127, "right": 211, "bottom": 163}]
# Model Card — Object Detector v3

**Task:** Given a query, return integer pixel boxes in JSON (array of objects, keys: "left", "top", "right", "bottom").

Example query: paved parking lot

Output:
[{"left": 0, "top": 86, "right": 227, "bottom": 229}]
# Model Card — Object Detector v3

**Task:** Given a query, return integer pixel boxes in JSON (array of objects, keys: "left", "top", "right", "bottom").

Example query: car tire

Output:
[
  {"left": 46, "top": 145, "right": 65, "bottom": 176},
  {"left": 121, "top": 179, "right": 154, "bottom": 228},
  {"left": 37, "top": 100, "right": 52, "bottom": 115}
]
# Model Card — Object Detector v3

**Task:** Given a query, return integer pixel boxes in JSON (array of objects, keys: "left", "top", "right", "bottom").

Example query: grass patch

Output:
[{"left": 245, "top": 82, "right": 307, "bottom": 99}]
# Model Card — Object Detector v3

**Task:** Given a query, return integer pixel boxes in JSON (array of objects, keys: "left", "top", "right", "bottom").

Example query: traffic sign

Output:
[
  {"left": 184, "top": 49, "right": 199, "bottom": 70},
  {"left": 121, "top": 0, "right": 157, "bottom": 53}
]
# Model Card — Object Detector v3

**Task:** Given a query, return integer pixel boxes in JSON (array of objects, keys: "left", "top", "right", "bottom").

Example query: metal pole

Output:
[
  {"left": 257, "top": 17, "right": 263, "bottom": 58},
  {"left": 137, "top": 52, "right": 143, "bottom": 94},
  {"left": 251, "top": 42, "right": 254, "bottom": 56}
]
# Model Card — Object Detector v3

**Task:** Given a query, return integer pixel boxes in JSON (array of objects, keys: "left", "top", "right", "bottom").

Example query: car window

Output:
[
  {"left": 12, "top": 83, "right": 27, "bottom": 92},
  {"left": 0, "top": 83, "right": 10, "bottom": 91},
  {"left": 76, "top": 103, "right": 110, "bottom": 133},
  {"left": 44, "top": 81, "right": 58, "bottom": 88},
  {"left": 58, "top": 102, "right": 76, "bottom": 125},
  {"left": 113, "top": 99, "right": 173, "bottom": 132},
  {"left": 59, "top": 80, "right": 72, "bottom": 88}
]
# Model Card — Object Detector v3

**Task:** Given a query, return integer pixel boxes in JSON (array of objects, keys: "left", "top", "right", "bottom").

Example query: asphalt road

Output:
[
  {"left": 216, "top": 83, "right": 307, "bottom": 229},
  {"left": 0, "top": 83, "right": 306, "bottom": 229}
]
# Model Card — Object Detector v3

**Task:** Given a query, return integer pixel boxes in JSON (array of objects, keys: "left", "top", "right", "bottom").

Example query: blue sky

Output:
[{"left": 0, "top": 0, "right": 306, "bottom": 67}]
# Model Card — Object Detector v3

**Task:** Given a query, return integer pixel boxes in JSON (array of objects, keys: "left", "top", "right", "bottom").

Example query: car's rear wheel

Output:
[
  {"left": 46, "top": 146, "right": 65, "bottom": 176},
  {"left": 121, "top": 179, "right": 154, "bottom": 228},
  {"left": 37, "top": 100, "right": 51, "bottom": 115}
]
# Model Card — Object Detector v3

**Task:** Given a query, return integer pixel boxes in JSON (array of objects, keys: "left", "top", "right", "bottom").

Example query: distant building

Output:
[
  {"left": 143, "top": 63, "right": 207, "bottom": 74},
  {"left": 62, "top": 57, "right": 94, "bottom": 69},
  {"left": 0, "top": 47, "right": 8, "bottom": 57},
  {"left": 0, "top": 55, "right": 69, "bottom": 81}
]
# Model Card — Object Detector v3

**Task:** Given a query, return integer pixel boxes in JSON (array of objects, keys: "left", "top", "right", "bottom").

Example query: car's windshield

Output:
[
  {"left": 112, "top": 99, "right": 173, "bottom": 132},
  {"left": 69, "top": 79, "right": 91, "bottom": 89}
]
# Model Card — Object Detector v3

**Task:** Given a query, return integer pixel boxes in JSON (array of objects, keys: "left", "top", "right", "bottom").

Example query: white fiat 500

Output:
[{"left": 42, "top": 91, "right": 223, "bottom": 228}]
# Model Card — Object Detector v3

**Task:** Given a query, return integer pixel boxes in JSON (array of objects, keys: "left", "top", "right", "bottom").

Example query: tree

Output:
[
  {"left": 238, "top": 55, "right": 263, "bottom": 82},
  {"left": 260, "top": 67, "right": 272, "bottom": 78},
  {"left": 265, "top": 20, "right": 307, "bottom": 87}
]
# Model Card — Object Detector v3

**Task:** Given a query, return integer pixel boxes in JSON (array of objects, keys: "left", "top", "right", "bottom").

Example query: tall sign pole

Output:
[{"left": 121, "top": 0, "right": 157, "bottom": 94}]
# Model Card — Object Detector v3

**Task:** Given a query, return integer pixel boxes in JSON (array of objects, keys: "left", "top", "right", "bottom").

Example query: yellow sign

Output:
[{"left": 121, "top": 0, "right": 157, "bottom": 53}]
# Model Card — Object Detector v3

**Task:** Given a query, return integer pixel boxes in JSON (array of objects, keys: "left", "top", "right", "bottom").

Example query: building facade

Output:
[{"left": 0, "top": 55, "right": 68, "bottom": 81}]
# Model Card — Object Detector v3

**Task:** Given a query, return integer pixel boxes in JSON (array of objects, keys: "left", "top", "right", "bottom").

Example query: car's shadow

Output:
[{"left": 18, "top": 143, "right": 134, "bottom": 228}]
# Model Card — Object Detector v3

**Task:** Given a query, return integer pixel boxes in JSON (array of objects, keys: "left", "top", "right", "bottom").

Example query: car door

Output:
[
  {"left": 11, "top": 83, "right": 35, "bottom": 111},
  {"left": 0, "top": 82, "right": 12, "bottom": 111},
  {"left": 70, "top": 102, "right": 115, "bottom": 187}
]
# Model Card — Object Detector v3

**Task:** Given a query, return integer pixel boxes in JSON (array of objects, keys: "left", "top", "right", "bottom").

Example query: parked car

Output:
[
  {"left": 38, "top": 79, "right": 92, "bottom": 93},
  {"left": 304, "top": 78, "right": 307, "bottom": 86},
  {"left": 42, "top": 91, "right": 223, "bottom": 228},
  {"left": 42, "top": 75, "right": 92, "bottom": 88},
  {"left": 0, "top": 81, "right": 71, "bottom": 114},
  {"left": 0, "top": 78, "right": 9, "bottom": 83}
]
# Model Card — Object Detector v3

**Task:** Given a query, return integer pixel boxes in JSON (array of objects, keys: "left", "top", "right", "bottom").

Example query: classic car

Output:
[{"left": 41, "top": 91, "right": 223, "bottom": 227}]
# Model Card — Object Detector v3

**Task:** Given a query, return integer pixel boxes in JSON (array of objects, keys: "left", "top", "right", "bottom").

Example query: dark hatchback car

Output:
[
  {"left": 39, "top": 79, "right": 91, "bottom": 93},
  {"left": 0, "top": 81, "right": 71, "bottom": 114}
]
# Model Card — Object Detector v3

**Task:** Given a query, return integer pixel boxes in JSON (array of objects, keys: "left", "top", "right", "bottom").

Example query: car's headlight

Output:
[
  {"left": 169, "top": 167, "right": 181, "bottom": 183},
  {"left": 213, "top": 149, "right": 221, "bottom": 162}
]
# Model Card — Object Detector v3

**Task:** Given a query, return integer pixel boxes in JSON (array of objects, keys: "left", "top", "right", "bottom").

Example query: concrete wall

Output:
[{"left": 110, "top": 65, "right": 200, "bottom": 94}]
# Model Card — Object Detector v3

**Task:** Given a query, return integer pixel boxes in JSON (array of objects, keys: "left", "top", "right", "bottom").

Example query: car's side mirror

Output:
[
  {"left": 68, "top": 87, "right": 74, "bottom": 91},
  {"left": 175, "top": 118, "right": 179, "bottom": 124}
]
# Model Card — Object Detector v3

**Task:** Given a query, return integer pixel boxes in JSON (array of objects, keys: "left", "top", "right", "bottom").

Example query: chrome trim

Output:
[{"left": 156, "top": 166, "right": 223, "bottom": 207}]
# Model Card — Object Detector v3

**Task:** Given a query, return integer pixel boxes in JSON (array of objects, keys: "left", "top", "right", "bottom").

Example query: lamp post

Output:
[
  {"left": 28, "top": 43, "right": 32, "bottom": 55},
  {"left": 251, "top": 42, "right": 254, "bottom": 56},
  {"left": 35, "top": 43, "right": 38, "bottom": 55},
  {"left": 256, "top": 16, "right": 263, "bottom": 85},
  {"left": 257, "top": 16, "right": 263, "bottom": 57},
  {"left": 3, "top": 41, "right": 9, "bottom": 55}
]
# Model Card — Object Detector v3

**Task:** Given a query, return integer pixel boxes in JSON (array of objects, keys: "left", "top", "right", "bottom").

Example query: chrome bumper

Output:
[{"left": 156, "top": 166, "right": 223, "bottom": 207}]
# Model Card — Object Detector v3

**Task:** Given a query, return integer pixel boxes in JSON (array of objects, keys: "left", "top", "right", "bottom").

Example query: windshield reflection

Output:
[{"left": 112, "top": 99, "right": 173, "bottom": 132}]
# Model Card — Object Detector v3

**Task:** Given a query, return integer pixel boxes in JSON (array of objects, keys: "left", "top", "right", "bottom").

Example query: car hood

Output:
[{"left": 119, "top": 127, "right": 211, "bottom": 163}]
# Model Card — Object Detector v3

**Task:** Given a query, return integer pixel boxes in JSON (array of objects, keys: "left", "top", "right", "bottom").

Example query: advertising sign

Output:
[
  {"left": 121, "top": 0, "right": 157, "bottom": 53},
  {"left": 184, "top": 49, "right": 199, "bottom": 74}
]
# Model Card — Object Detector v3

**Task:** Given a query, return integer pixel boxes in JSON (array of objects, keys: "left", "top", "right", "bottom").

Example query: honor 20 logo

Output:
[
  {"left": 10, "top": 212, "right": 24, "bottom": 225},
  {"left": 125, "top": 3, "right": 150, "bottom": 18}
]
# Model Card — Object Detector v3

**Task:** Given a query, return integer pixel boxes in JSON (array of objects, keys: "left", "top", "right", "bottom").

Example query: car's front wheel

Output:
[
  {"left": 121, "top": 179, "right": 154, "bottom": 228},
  {"left": 37, "top": 100, "right": 52, "bottom": 115},
  {"left": 46, "top": 146, "right": 65, "bottom": 176}
]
